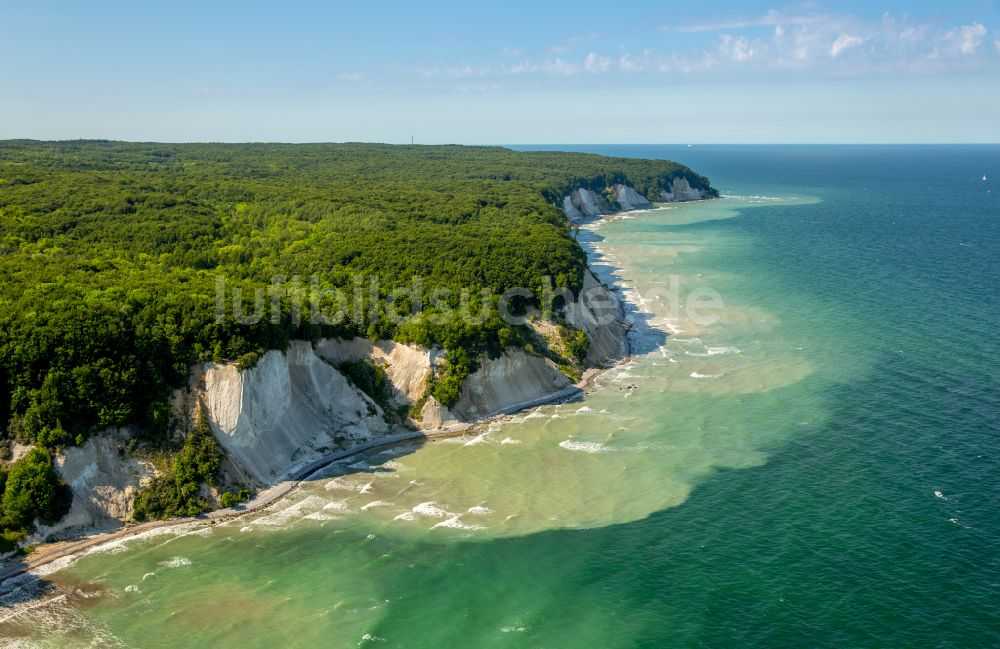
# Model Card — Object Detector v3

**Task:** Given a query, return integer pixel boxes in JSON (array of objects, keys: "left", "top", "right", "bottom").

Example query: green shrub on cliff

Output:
[
  {"left": 132, "top": 414, "right": 222, "bottom": 521},
  {"left": 430, "top": 348, "right": 477, "bottom": 408},
  {"left": 235, "top": 350, "right": 264, "bottom": 372},
  {"left": 220, "top": 486, "right": 253, "bottom": 508},
  {"left": 0, "top": 448, "right": 71, "bottom": 534},
  {"left": 567, "top": 329, "right": 590, "bottom": 363}
]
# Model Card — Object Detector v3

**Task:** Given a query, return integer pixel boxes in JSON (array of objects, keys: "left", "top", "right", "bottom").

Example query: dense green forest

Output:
[{"left": 0, "top": 141, "right": 714, "bottom": 459}]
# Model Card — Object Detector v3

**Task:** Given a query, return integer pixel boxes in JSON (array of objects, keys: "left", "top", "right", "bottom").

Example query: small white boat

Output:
[{"left": 984, "top": 174, "right": 988, "bottom": 181}]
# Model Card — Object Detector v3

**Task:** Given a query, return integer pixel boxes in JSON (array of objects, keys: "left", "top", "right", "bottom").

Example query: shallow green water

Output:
[{"left": 3, "top": 146, "right": 998, "bottom": 647}]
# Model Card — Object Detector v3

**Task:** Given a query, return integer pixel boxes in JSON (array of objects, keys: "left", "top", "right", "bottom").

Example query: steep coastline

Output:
[{"left": 7, "top": 180, "right": 710, "bottom": 554}]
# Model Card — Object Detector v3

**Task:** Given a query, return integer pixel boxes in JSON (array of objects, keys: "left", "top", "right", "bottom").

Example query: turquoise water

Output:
[{"left": 3, "top": 145, "right": 999, "bottom": 647}]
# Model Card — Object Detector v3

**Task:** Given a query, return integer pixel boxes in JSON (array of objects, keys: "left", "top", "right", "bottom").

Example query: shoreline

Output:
[
  {"left": 0, "top": 380, "right": 599, "bottom": 588},
  {"left": 0, "top": 201, "right": 686, "bottom": 589},
  {"left": 0, "top": 364, "right": 632, "bottom": 590}
]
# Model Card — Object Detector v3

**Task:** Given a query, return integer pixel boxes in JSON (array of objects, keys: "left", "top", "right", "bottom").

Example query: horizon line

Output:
[{"left": 2, "top": 139, "right": 999, "bottom": 147}]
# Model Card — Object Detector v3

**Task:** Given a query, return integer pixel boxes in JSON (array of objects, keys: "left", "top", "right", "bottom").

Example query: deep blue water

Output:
[{"left": 510, "top": 144, "right": 1000, "bottom": 646}]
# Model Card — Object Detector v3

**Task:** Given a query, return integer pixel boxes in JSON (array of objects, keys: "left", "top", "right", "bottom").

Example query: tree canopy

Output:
[{"left": 0, "top": 140, "right": 714, "bottom": 447}]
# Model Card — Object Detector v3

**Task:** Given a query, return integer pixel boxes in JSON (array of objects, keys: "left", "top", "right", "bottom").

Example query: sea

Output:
[{"left": 1, "top": 145, "right": 997, "bottom": 647}]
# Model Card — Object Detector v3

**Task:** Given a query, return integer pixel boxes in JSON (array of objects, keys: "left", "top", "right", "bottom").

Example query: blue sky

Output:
[{"left": 2, "top": 0, "right": 999, "bottom": 143}]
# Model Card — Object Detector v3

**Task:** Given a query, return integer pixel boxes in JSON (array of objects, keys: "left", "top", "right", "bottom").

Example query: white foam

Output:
[
  {"left": 124, "top": 585, "right": 140, "bottom": 593},
  {"left": 83, "top": 522, "right": 203, "bottom": 557},
  {"left": 28, "top": 555, "right": 78, "bottom": 578},
  {"left": 377, "top": 445, "right": 417, "bottom": 458},
  {"left": 432, "top": 516, "right": 484, "bottom": 531},
  {"left": 411, "top": 502, "right": 451, "bottom": 519},
  {"left": 303, "top": 512, "right": 338, "bottom": 521},
  {"left": 323, "top": 500, "right": 350, "bottom": 512},
  {"left": 467, "top": 506, "right": 492, "bottom": 516},
  {"left": 500, "top": 437, "right": 521, "bottom": 445},
  {"left": 934, "top": 490, "right": 948, "bottom": 500},
  {"left": 158, "top": 557, "right": 191, "bottom": 568},
  {"left": 690, "top": 372, "right": 723, "bottom": 379},
  {"left": 464, "top": 431, "right": 491, "bottom": 446},
  {"left": 142, "top": 572, "right": 156, "bottom": 581},
  {"left": 559, "top": 440, "right": 611, "bottom": 453},
  {"left": 360, "top": 500, "right": 391, "bottom": 511},
  {"left": 252, "top": 496, "right": 329, "bottom": 527},
  {"left": 380, "top": 460, "right": 409, "bottom": 472},
  {"left": 325, "top": 479, "right": 374, "bottom": 494},
  {"left": 685, "top": 346, "right": 740, "bottom": 357},
  {"left": 433, "top": 436, "right": 468, "bottom": 445}
]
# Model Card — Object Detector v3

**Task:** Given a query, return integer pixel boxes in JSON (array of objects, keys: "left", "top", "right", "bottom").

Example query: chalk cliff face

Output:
[
  {"left": 314, "top": 338, "right": 433, "bottom": 406},
  {"left": 200, "top": 341, "right": 389, "bottom": 483},
  {"left": 564, "top": 188, "right": 613, "bottom": 221},
  {"left": 613, "top": 184, "right": 654, "bottom": 211},
  {"left": 31, "top": 430, "right": 158, "bottom": 541},
  {"left": 565, "top": 270, "right": 631, "bottom": 366},
  {"left": 564, "top": 179, "right": 707, "bottom": 220},
  {"left": 419, "top": 396, "right": 461, "bottom": 430},
  {"left": 452, "top": 350, "right": 575, "bottom": 421},
  {"left": 661, "top": 176, "right": 705, "bottom": 202}
]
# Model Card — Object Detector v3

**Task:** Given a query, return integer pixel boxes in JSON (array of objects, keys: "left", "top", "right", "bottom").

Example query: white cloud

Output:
[
  {"left": 584, "top": 52, "right": 611, "bottom": 73},
  {"left": 415, "top": 64, "right": 493, "bottom": 79},
  {"left": 412, "top": 13, "right": 996, "bottom": 83},
  {"left": 617, "top": 54, "right": 642, "bottom": 72},
  {"left": 830, "top": 34, "right": 864, "bottom": 58},
  {"left": 670, "top": 10, "right": 826, "bottom": 33},
  {"left": 898, "top": 26, "right": 926, "bottom": 43},
  {"left": 718, "top": 35, "right": 755, "bottom": 62},
  {"left": 943, "top": 22, "right": 986, "bottom": 55},
  {"left": 542, "top": 58, "right": 579, "bottom": 76},
  {"left": 335, "top": 72, "right": 364, "bottom": 82}
]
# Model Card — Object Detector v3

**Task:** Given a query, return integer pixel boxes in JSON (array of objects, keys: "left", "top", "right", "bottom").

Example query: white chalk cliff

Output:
[
  {"left": 199, "top": 341, "right": 389, "bottom": 484},
  {"left": 451, "top": 350, "right": 575, "bottom": 421},
  {"left": 314, "top": 338, "right": 434, "bottom": 406},
  {"left": 612, "top": 184, "right": 654, "bottom": 211},
  {"left": 563, "top": 179, "right": 706, "bottom": 222},
  {"left": 661, "top": 176, "right": 705, "bottom": 202},
  {"left": 203, "top": 341, "right": 389, "bottom": 484},
  {"left": 30, "top": 429, "right": 157, "bottom": 542},
  {"left": 565, "top": 270, "right": 631, "bottom": 366},
  {"left": 563, "top": 188, "right": 613, "bottom": 221}
]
